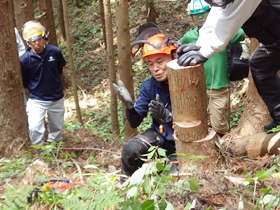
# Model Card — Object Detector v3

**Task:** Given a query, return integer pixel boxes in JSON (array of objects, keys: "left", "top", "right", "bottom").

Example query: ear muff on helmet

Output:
[
  {"left": 22, "top": 20, "right": 47, "bottom": 42},
  {"left": 141, "top": 33, "right": 177, "bottom": 60},
  {"left": 204, "top": 0, "right": 234, "bottom": 7}
]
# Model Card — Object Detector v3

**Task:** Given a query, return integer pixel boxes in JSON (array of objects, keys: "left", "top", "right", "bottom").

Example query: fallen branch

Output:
[{"left": 70, "top": 158, "right": 84, "bottom": 184}]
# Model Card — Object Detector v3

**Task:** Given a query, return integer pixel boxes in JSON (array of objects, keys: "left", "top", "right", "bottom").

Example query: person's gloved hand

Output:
[
  {"left": 112, "top": 80, "right": 134, "bottom": 109},
  {"left": 177, "top": 50, "right": 208, "bottom": 66},
  {"left": 148, "top": 94, "right": 172, "bottom": 122},
  {"left": 176, "top": 43, "right": 201, "bottom": 57}
]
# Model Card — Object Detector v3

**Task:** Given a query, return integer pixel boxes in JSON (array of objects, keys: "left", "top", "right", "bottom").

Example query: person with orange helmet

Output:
[{"left": 113, "top": 23, "right": 177, "bottom": 183}]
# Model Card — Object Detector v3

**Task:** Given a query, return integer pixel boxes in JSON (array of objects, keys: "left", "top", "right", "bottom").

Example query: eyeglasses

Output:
[{"left": 192, "top": 11, "right": 209, "bottom": 19}]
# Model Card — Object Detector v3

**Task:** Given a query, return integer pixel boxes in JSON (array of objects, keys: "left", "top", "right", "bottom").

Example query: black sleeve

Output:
[{"left": 126, "top": 108, "right": 144, "bottom": 128}]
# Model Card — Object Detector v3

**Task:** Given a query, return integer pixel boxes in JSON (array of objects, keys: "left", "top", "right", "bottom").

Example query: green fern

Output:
[
  {"left": 75, "top": 188, "right": 95, "bottom": 200},
  {"left": 1, "top": 184, "right": 34, "bottom": 209}
]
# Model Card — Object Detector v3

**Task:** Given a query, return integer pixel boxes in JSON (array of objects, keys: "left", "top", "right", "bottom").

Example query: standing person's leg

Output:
[
  {"left": 250, "top": 43, "right": 280, "bottom": 128},
  {"left": 207, "top": 88, "right": 230, "bottom": 135},
  {"left": 26, "top": 99, "right": 48, "bottom": 145},
  {"left": 121, "top": 129, "right": 161, "bottom": 178},
  {"left": 47, "top": 98, "right": 65, "bottom": 143}
]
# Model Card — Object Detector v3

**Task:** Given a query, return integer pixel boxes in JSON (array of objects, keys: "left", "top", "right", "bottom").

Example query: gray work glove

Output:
[
  {"left": 176, "top": 43, "right": 201, "bottom": 57},
  {"left": 112, "top": 80, "right": 134, "bottom": 109},
  {"left": 148, "top": 94, "right": 172, "bottom": 122},
  {"left": 177, "top": 43, "right": 208, "bottom": 66}
]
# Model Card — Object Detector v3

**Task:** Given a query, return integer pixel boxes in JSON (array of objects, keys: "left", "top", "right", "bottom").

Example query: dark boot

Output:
[{"left": 264, "top": 121, "right": 278, "bottom": 133}]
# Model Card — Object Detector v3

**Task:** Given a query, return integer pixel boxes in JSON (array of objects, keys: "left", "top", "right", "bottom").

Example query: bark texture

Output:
[
  {"left": 222, "top": 132, "right": 280, "bottom": 158},
  {"left": 115, "top": 0, "right": 137, "bottom": 140},
  {"left": 103, "top": 0, "right": 120, "bottom": 138},
  {"left": 13, "top": 0, "right": 34, "bottom": 31},
  {"left": 0, "top": 0, "right": 29, "bottom": 156},
  {"left": 167, "top": 60, "right": 220, "bottom": 172}
]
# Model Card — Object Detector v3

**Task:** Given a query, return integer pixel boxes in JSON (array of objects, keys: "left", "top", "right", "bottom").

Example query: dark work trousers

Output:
[
  {"left": 121, "top": 129, "right": 163, "bottom": 177},
  {"left": 249, "top": 43, "right": 280, "bottom": 122}
]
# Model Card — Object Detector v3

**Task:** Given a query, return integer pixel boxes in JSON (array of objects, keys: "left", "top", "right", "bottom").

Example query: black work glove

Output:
[
  {"left": 112, "top": 80, "right": 134, "bottom": 109},
  {"left": 148, "top": 94, "right": 172, "bottom": 122},
  {"left": 176, "top": 43, "right": 201, "bottom": 57},
  {"left": 177, "top": 50, "right": 208, "bottom": 66}
]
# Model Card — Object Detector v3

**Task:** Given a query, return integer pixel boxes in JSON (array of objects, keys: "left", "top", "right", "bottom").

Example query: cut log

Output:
[
  {"left": 167, "top": 60, "right": 220, "bottom": 171},
  {"left": 222, "top": 132, "right": 280, "bottom": 158},
  {"left": 167, "top": 60, "right": 208, "bottom": 142}
]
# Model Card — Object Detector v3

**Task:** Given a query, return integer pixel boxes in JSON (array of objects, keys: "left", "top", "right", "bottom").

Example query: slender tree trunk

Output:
[
  {"left": 76, "top": 0, "right": 82, "bottom": 7},
  {"left": 38, "top": 0, "right": 58, "bottom": 46},
  {"left": 103, "top": 0, "right": 120, "bottom": 139},
  {"left": 56, "top": 0, "right": 66, "bottom": 41},
  {"left": 167, "top": 60, "right": 220, "bottom": 172},
  {"left": 62, "top": 0, "right": 83, "bottom": 124},
  {"left": 99, "top": 0, "right": 107, "bottom": 49},
  {"left": 115, "top": 0, "right": 137, "bottom": 140},
  {"left": 0, "top": 0, "right": 29, "bottom": 156},
  {"left": 145, "top": 0, "right": 158, "bottom": 23}
]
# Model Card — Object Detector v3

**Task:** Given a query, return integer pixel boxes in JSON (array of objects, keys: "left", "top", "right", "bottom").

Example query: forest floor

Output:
[{"left": 2, "top": 0, "right": 280, "bottom": 209}]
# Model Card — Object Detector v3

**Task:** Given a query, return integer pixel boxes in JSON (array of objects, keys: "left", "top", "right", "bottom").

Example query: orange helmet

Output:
[{"left": 142, "top": 33, "right": 177, "bottom": 60}]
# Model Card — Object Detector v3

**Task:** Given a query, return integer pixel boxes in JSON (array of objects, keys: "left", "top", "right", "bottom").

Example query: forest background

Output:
[{"left": 0, "top": 0, "right": 280, "bottom": 209}]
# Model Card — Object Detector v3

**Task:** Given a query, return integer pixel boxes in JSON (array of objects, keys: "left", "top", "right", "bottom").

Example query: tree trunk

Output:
[
  {"left": 222, "top": 132, "right": 280, "bottom": 158},
  {"left": 38, "top": 0, "right": 58, "bottom": 46},
  {"left": 0, "top": 0, "right": 29, "bottom": 156},
  {"left": 167, "top": 60, "right": 220, "bottom": 172},
  {"left": 115, "top": 0, "right": 137, "bottom": 140},
  {"left": 76, "top": 0, "right": 82, "bottom": 7},
  {"left": 103, "top": 0, "right": 120, "bottom": 139},
  {"left": 232, "top": 39, "right": 271, "bottom": 135},
  {"left": 13, "top": 0, "right": 34, "bottom": 33},
  {"left": 56, "top": 0, "right": 66, "bottom": 41},
  {"left": 99, "top": 0, "right": 107, "bottom": 49},
  {"left": 62, "top": 0, "right": 83, "bottom": 124},
  {"left": 145, "top": 0, "right": 158, "bottom": 23}
]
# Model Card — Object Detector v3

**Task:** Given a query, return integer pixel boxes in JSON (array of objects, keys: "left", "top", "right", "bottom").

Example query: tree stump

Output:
[{"left": 167, "top": 60, "right": 220, "bottom": 172}]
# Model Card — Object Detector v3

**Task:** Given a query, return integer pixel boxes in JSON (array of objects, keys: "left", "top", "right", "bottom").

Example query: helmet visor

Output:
[{"left": 28, "top": 31, "right": 44, "bottom": 42}]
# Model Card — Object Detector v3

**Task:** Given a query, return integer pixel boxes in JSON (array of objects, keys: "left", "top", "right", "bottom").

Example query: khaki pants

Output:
[
  {"left": 207, "top": 87, "right": 230, "bottom": 135},
  {"left": 26, "top": 98, "right": 65, "bottom": 145}
]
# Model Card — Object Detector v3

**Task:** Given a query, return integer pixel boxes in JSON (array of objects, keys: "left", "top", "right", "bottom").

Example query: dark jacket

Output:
[
  {"left": 20, "top": 44, "right": 66, "bottom": 101},
  {"left": 126, "top": 77, "right": 175, "bottom": 153}
]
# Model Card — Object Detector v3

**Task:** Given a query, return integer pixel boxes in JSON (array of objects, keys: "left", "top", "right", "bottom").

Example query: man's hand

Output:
[
  {"left": 177, "top": 50, "right": 208, "bottom": 66},
  {"left": 112, "top": 80, "right": 134, "bottom": 109},
  {"left": 148, "top": 94, "right": 172, "bottom": 122},
  {"left": 176, "top": 43, "right": 201, "bottom": 57}
]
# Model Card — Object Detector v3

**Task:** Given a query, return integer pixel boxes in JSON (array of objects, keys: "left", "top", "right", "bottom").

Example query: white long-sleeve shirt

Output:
[
  {"left": 14, "top": 27, "right": 26, "bottom": 58},
  {"left": 196, "top": 0, "right": 280, "bottom": 58}
]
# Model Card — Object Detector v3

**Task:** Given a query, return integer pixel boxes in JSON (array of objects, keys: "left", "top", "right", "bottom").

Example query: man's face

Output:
[
  {"left": 28, "top": 38, "right": 45, "bottom": 54},
  {"left": 146, "top": 53, "right": 172, "bottom": 82},
  {"left": 192, "top": 11, "right": 209, "bottom": 28}
]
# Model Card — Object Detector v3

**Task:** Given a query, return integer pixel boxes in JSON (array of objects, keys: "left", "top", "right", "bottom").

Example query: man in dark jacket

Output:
[
  {"left": 113, "top": 32, "right": 177, "bottom": 181},
  {"left": 20, "top": 20, "right": 66, "bottom": 146},
  {"left": 177, "top": 0, "right": 280, "bottom": 132}
]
